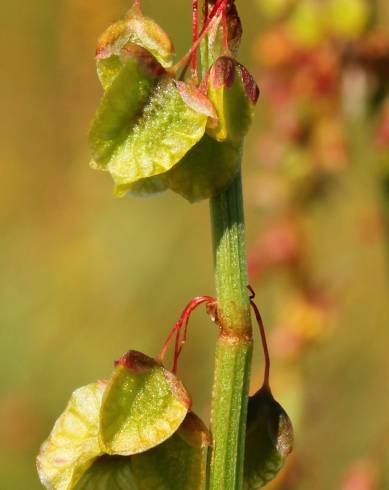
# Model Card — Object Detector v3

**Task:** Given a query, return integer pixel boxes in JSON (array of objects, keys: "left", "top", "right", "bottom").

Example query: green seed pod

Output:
[
  {"left": 244, "top": 386, "right": 294, "bottom": 489},
  {"left": 99, "top": 350, "right": 192, "bottom": 456},
  {"left": 90, "top": 3, "right": 259, "bottom": 202},
  {"left": 90, "top": 64, "right": 211, "bottom": 196},
  {"left": 37, "top": 350, "right": 199, "bottom": 489},
  {"left": 90, "top": 2, "right": 217, "bottom": 198},
  {"left": 131, "top": 411, "right": 211, "bottom": 489},
  {"left": 74, "top": 411, "right": 210, "bottom": 490}
]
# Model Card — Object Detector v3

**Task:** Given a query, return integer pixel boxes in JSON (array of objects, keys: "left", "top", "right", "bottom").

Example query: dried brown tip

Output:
[
  {"left": 210, "top": 56, "right": 236, "bottom": 89},
  {"left": 115, "top": 350, "right": 158, "bottom": 372},
  {"left": 237, "top": 63, "right": 260, "bottom": 104}
]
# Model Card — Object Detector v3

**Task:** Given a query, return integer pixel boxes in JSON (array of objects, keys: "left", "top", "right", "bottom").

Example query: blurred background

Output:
[{"left": 1, "top": 0, "right": 389, "bottom": 488}]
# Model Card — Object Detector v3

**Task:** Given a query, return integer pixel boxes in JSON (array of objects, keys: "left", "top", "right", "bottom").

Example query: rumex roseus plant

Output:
[{"left": 37, "top": 1, "right": 293, "bottom": 489}]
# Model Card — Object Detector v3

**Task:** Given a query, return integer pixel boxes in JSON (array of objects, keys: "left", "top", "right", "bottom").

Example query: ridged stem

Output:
[{"left": 208, "top": 168, "right": 253, "bottom": 490}]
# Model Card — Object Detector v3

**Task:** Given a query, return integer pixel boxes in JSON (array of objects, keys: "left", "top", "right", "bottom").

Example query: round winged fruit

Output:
[
  {"left": 37, "top": 349, "right": 204, "bottom": 490},
  {"left": 89, "top": 1, "right": 259, "bottom": 202},
  {"left": 89, "top": 58, "right": 211, "bottom": 198},
  {"left": 99, "top": 350, "right": 192, "bottom": 456},
  {"left": 74, "top": 411, "right": 210, "bottom": 490},
  {"left": 89, "top": 2, "right": 213, "bottom": 199},
  {"left": 244, "top": 385, "right": 294, "bottom": 489}
]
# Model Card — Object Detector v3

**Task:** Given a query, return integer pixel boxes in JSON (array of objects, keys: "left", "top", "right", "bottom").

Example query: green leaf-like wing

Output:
[
  {"left": 75, "top": 412, "right": 209, "bottom": 490},
  {"left": 89, "top": 47, "right": 165, "bottom": 168},
  {"left": 37, "top": 382, "right": 106, "bottom": 490},
  {"left": 96, "top": 56, "right": 124, "bottom": 92},
  {"left": 106, "top": 78, "right": 208, "bottom": 187},
  {"left": 100, "top": 351, "right": 191, "bottom": 456},
  {"left": 206, "top": 57, "right": 259, "bottom": 143},
  {"left": 74, "top": 456, "right": 138, "bottom": 490},
  {"left": 112, "top": 81, "right": 215, "bottom": 198},
  {"left": 244, "top": 387, "right": 294, "bottom": 489},
  {"left": 131, "top": 412, "right": 210, "bottom": 490},
  {"left": 166, "top": 134, "right": 242, "bottom": 202},
  {"left": 90, "top": 74, "right": 208, "bottom": 191},
  {"left": 96, "top": 2, "right": 174, "bottom": 71},
  {"left": 122, "top": 2, "right": 174, "bottom": 68}
]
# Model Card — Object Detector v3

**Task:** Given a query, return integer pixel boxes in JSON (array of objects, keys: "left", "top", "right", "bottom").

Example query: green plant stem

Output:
[{"left": 208, "top": 167, "right": 253, "bottom": 490}]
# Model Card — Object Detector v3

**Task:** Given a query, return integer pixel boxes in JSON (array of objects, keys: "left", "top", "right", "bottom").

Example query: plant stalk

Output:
[{"left": 208, "top": 167, "right": 253, "bottom": 490}]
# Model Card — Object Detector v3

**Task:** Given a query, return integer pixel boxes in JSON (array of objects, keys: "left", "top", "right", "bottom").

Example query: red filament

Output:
[
  {"left": 192, "top": 0, "right": 199, "bottom": 75},
  {"left": 159, "top": 295, "right": 215, "bottom": 373},
  {"left": 248, "top": 285, "right": 271, "bottom": 388}
]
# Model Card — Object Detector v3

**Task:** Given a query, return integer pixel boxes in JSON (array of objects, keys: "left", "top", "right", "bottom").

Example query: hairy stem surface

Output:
[{"left": 208, "top": 168, "right": 253, "bottom": 490}]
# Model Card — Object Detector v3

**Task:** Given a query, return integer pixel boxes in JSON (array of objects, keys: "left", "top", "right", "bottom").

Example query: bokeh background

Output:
[{"left": 1, "top": 0, "right": 389, "bottom": 488}]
